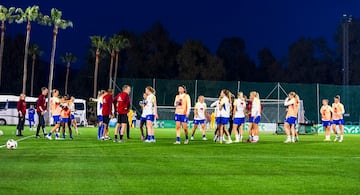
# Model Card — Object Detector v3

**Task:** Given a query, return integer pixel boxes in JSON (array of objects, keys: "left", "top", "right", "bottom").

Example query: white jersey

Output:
[
  {"left": 210, "top": 100, "right": 220, "bottom": 117},
  {"left": 251, "top": 97, "right": 261, "bottom": 117},
  {"left": 234, "top": 98, "right": 246, "bottom": 118},
  {"left": 140, "top": 99, "right": 147, "bottom": 118},
  {"left": 194, "top": 102, "right": 207, "bottom": 120},
  {"left": 92, "top": 97, "right": 103, "bottom": 116},
  {"left": 68, "top": 102, "right": 75, "bottom": 114},
  {"left": 220, "top": 96, "right": 230, "bottom": 118},
  {"left": 143, "top": 94, "right": 156, "bottom": 116}
]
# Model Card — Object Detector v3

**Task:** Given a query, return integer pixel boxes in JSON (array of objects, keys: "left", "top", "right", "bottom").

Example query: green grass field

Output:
[{"left": 0, "top": 126, "right": 359, "bottom": 194}]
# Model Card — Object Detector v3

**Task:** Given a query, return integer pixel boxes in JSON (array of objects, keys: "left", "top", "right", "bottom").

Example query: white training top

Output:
[
  {"left": 233, "top": 98, "right": 246, "bottom": 118},
  {"left": 92, "top": 97, "right": 103, "bottom": 116},
  {"left": 210, "top": 100, "right": 220, "bottom": 118},
  {"left": 143, "top": 93, "right": 156, "bottom": 116},
  {"left": 220, "top": 96, "right": 230, "bottom": 118},
  {"left": 69, "top": 102, "right": 75, "bottom": 114},
  {"left": 251, "top": 97, "right": 261, "bottom": 117},
  {"left": 194, "top": 102, "right": 207, "bottom": 120},
  {"left": 140, "top": 99, "right": 147, "bottom": 118}
]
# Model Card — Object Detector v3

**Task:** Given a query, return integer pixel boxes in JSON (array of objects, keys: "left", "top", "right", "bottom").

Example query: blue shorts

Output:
[
  {"left": 146, "top": 115, "right": 155, "bottom": 122},
  {"left": 140, "top": 117, "right": 146, "bottom": 122},
  {"left": 233, "top": 117, "right": 245, "bottom": 125},
  {"left": 249, "top": 116, "right": 261, "bottom": 124},
  {"left": 215, "top": 117, "right": 221, "bottom": 124},
  {"left": 219, "top": 117, "right": 229, "bottom": 125},
  {"left": 285, "top": 116, "right": 297, "bottom": 125},
  {"left": 71, "top": 114, "right": 75, "bottom": 120},
  {"left": 97, "top": 115, "right": 103, "bottom": 122},
  {"left": 175, "top": 114, "right": 188, "bottom": 123},
  {"left": 53, "top": 115, "right": 61, "bottom": 124},
  {"left": 194, "top": 119, "right": 205, "bottom": 125},
  {"left": 332, "top": 119, "right": 344, "bottom": 125},
  {"left": 61, "top": 118, "right": 69, "bottom": 123},
  {"left": 322, "top": 120, "right": 332, "bottom": 127}
]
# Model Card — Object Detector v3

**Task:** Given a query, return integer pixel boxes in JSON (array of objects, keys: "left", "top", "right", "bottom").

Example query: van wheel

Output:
[{"left": 0, "top": 119, "right": 6, "bottom": 125}]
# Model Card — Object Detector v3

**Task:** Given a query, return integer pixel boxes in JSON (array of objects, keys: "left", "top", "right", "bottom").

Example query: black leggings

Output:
[{"left": 36, "top": 112, "right": 46, "bottom": 136}]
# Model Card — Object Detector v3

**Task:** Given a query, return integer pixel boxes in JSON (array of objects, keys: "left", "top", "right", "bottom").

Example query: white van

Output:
[{"left": 0, "top": 95, "right": 87, "bottom": 126}]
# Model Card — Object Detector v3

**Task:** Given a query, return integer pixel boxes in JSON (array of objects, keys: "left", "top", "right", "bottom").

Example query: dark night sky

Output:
[{"left": 3, "top": 0, "right": 360, "bottom": 67}]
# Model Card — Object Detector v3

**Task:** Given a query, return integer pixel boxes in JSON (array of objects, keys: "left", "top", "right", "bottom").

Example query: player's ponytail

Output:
[{"left": 146, "top": 86, "right": 156, "bottom": 95}]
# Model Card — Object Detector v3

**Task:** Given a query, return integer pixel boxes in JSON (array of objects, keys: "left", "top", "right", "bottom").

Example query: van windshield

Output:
[{"left": 75, "top": 103, "right": 84, "bottom": 110}]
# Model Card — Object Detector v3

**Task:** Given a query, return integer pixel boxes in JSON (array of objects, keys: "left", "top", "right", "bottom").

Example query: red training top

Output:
[
  {"left": 36, "top": 94, "right": 46, "bottom": 113},
  {"left": 102, "top": 93, "right": 113, "bottom": 116},
  {"left": 17, "top": 99, "right": 26, "bottom": 115},
  {"left": 115, "top": 92, "right": 130, "bottom": 114}
]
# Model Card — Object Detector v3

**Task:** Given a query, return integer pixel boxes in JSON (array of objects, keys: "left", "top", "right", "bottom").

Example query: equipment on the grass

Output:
[
  {"left": 0, "top": 130, "right": 3, "bottom": 136},
  {"left": 6, "top": 139, "right": 17, "bottom": 150}
]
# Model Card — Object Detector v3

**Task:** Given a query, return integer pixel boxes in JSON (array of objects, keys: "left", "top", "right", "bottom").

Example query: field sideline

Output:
[{"left": 0, "top": 126, "right": 359, "bottom": 194}]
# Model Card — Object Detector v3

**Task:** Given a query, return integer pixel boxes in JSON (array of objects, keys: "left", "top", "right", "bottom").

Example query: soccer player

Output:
[
  {"left": 46, "top": 89, "right": 62, "bottom": 140},
  {"left": 16, "top": 94, "right": 26, "bottom": 136},
  {"left": 249, "top": 91, "right": 261, "bottom": 143},
  {"left": 113, "top": 85, "right": 131, "bottom": 142},
  {"left": 331, "top": 95, "right": 345, "bottom": 142},
  {"left": 143, "top": 86, "right": 158, "bottom": 143},
  {"left": 90, "top": 90, "right": 106, "bottom": 140},
  {"left": 101, "top": 89, "right": 114, "bottom": 141},
  {"left": 69, "top": 96, "right": 78, "bottom": 135},
  {"left": 174, "top": 85, "right": 191, "bottom": 144},
  {"left": 35, "top": 87, "right": 48, "bottom": 138},
  {"left": 210, "top": 98, "right": 221, "bottom": 142},
  {"left": 191, "top": 95, "right": 207, "bottom": 141},
  {"left": 60, "top": 97, "right": 72, "bottom": 139},
  {"left": 139, "top": 93, "right": 148, "bottom": 140},
  {"left": 320, "top": 99, "right": 333, "bottom": 141},
  {"left": 218, "top": 89, "right": 232, "bottom": 144},
  {"left": 28, "top": 105, "right": 36, "bottom": 131},
  {"left": 283, "top": 92, "right": 299, "bottom": 143},
  {"left": 232, "top": 92, "right": 246, "bottom": 142}
]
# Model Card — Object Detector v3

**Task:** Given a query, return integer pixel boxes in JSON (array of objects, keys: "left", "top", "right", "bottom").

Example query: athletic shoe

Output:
[
  {"left": 323, "top": 139, "right": 331, "bottom": 142},
  {"left": 35, "top": 135, "right": 41, "bottom": 139},
  {"left": 226, "top": 140, "right": 233, "bottom": 144},
  {"left": 113, "top": 139, "right": 120, "bottom": 142},
  {"left": 104, "top": 136, "right": 111, "bottom": 141},
  {"left": 145, "top": 139, "right": 151, "bottom": 143},
  {"left": 246, "top": 139, "right": 251, "bottom": 143},
  {"left": 251, "top": 140, "right": 258, "bottom": 143},
  {"left": 334, "top": 137, "right": 339, "bottom": 142},
  {"left": 173, "top": 141, "right": 181, "bottom": 145},
  {"left": 291, "top": 138, "right": 295, "bottom": 143},
  {"left": 219, "top": 140, "right": 223, "bottom": 144},
  {"left": 190, "top": 136, "right": 194, "bottom": 140},
  {"left": 100, "top": 136, "right": 105, "bottom": 140},
  {"left": 284, "top": 139, "right": 292, "bottom": 143},
  {"left": 184, "top": 139, "right": 189, "bottom": 145},
  {"left": 141, "top": 135, "right": 145, "bottom": 140},
  {"left": 55, "top": 137, "right": 64, "bottom": 140},
  {"left": 339, "top": 139, "right": 343, "bottom": 143},
  {"left": 202, "top": 137, "right": 207, "bottom": 141},
  {"left": 151, "top": 139, "right": 156, "bottom": 143},
  {"left": 213, "top": 135, "right": 218, "bottom": 142},
  {"left": 295, "top": 137, "right": 299, "bottom": 142},
  {"left": 234, "top": 139, "right": 240, "bottom": 143},
  {"left": 46, "top": 135, "right": 52, "bottom": 140}
]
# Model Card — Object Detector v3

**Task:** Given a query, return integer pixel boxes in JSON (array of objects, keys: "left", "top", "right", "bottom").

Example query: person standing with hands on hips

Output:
[
  {"left": 35, "top": 87, "right": 48, "bottom": 138},
  {"left": 174, "top": 85, "right": 191, "bottom": 144}
]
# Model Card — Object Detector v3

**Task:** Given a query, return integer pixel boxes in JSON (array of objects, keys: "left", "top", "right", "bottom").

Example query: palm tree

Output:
[
  {"left": 15, "top": 5, "right": 41, "bottom": 94},
  {"left": 112, "top": 35, "right": 130, "bottom": 92},
  {"left": 105, "top": 36, "right": 116, "bottom": 88},
  {"left": 60, "top": 52, "right": 77, "bottom": 95},
  {"left": 90, "top": 36, "right": 106, "bottom": 98},
  {"left": 0, "top": 5, "right": 17, "bottom": 87},
  {"left": 28, "top": 44, "right": 43, "bottom": 96},
  {"left": 39, "top": 8, "right": 72, "bottom": 123}
]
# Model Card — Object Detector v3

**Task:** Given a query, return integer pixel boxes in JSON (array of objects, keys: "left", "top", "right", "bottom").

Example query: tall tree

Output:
[
  {"left": 60, "top": 52, "right": 77, "bottom": 95},
  {"left": 0, "top": 5, "right": 16, "bottom": 87},
  {"left": 90, "top": 36, "right": 106, "bottom": 97},
  {"left": 16, "top": 5, "right": 41, "bottom": 94},
  {"left": 105, "top": 35, "right": 118, "bottom": 88},
  {"left": 40, "top": 8, "right": 72, "bottom": 122},
  {"left": 177, "top": 40, "right": 225, "bottom": 80},
  {"left": 112, "top": 34, "right": 129, "bottom": 92},
  {"left": 216, "top": 37, "right": 256, "bottom": 81},
  {"left": 28, "top": 44, "right": 43, "bottom": 96},
  {"left": 257, "top": 48, "right": 283, "bottom": 82}
]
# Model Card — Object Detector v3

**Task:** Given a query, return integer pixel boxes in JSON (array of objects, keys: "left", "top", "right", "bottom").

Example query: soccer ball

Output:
[
  {"left": 6, "top": 139, "right": 17, "bottom": 150},
  {"left": 0, "top": 130, "right": 3, "bottom": 136}
]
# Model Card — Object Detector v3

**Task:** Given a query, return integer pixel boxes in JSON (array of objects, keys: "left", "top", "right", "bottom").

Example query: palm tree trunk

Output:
[
  {"left": 22, "top": 21, "right": 31, "bottom": 94},
  {"left": 113, "top": 50, "right": 120, "bottom": 92},
  {"left": 108, "top": 50, "right": 115, "bottom": 89},
  {"left": 65, "top": 62, "right": 70, "bottom": 95},
  {"left": 93, "top": 49, "right": 100, "bottom": 98},
  {"left": 30, "top": 54, "right": 36, "bottom": 96},
  {"left": 0, "top": 21, "right": 5, "bottom": 87},
  {"left": 47, "top": 26, "right": 58, "bottom": 125}
]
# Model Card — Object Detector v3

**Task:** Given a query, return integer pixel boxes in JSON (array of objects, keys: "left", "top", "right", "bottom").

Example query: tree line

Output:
[{"left": 1, "top": 5, "right": 360, "bottom": 100}]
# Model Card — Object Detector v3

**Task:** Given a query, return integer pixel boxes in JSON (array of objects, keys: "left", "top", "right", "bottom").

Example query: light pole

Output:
[{"left": 342, "top": 14, "right": 352, "bottom": 118}]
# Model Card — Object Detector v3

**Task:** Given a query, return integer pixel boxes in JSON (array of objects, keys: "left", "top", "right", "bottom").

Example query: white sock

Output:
[
  {"left": 340, "top": 135, "right": 344, "bottom": 139},
  {"left": 287, "top": 136, "right": 291, "bottom": 140},
  {"left": 228, "top": 135, "right": 231, "bottom": 140}
]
